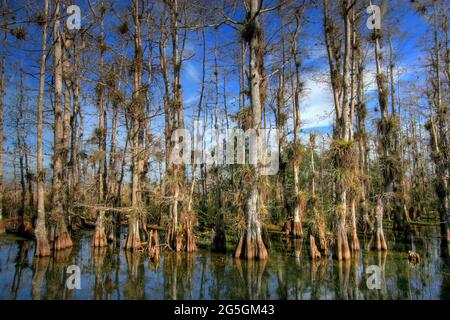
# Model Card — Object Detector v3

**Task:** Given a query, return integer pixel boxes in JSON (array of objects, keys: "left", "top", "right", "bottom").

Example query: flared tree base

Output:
[
  {"left": 291, "top": 220, "right": 303, "bottom": 238},
  {"left": 166, "top": 219, "right": 197, "bottom": 253},
  {"left": 309, "top": 235, "right": 321, "bottom": 260},
  {"left": 334, "top": 230, "right": 351, "bottom": 261},
  {"left": 93, "top": 228, "right": 107, "bottom": 247},
  {"left": 350, "top": 232, "right": 360, "bottom": 252},
  {"left": 35, "top": 225, "right": 50, "bottom": 257},
  {"left": 124, "top": 230, "right": 142, "bottom": 251},
  {"left": 283, "top": 219, "right": 304, "bottom": 239},
  {"left": 35, "top": 239, "right": 51, "bottom": 257},
  {"left": 372, "top": 230, "right": 388, "bottom": 251},
  {"left": 53, "top": 231, "right": 73, "bottom": 251},
  {"left": 234, "top": 231, "right": 269, "bottom": 260},
  {"left": 148, "top": 229, "right": 160, "bottom": 260}
]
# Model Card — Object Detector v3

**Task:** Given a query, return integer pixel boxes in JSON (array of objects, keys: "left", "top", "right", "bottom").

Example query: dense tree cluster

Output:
[{"left": 0, "top": 0, "right": 448, "bottom": 263}]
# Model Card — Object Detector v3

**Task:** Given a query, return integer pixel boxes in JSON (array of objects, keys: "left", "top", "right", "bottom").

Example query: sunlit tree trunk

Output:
[
  {"left": 212, "top": 38, "right": 226, "bottom": 252},
  {"left": 164, "top": 0, "right": 196, "bottom": 253},
  {"left": 51, "top": 0, "right": 72, "bottom": 250},
  {"left": 323, "top": 0, "right": 352, "bottom": 260},
  {"left": 234, "top": 0, "right": 268, "bottom": 260},
  {"left": 35, "top": 0, "right": 51, "bottom": 256},
  {"left": 370, "top": 15, "right": 391, "bottom": 249},
  {"left": 290, "top": 8, "right": 305, "bottom": 239},
  {"left": 125, "top": 0, "right": 143, "bottom": 251},
  {"left": 355, "top": 34, "right": 372, "bottom": 234}
]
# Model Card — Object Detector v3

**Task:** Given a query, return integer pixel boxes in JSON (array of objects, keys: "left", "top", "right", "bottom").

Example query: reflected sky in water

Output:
[{"left": 0, "top": 225, "right": 449, "bottom": 300}]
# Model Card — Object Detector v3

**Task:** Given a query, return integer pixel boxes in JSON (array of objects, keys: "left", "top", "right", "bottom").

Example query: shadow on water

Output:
[{"left": 0, "top": 225, "right": 449, "bottom": 299}]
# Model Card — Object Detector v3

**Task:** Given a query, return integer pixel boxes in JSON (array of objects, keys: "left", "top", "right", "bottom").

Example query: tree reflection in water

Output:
[{"left": 0, "top": 225, "right": 449, "bottom": 299}]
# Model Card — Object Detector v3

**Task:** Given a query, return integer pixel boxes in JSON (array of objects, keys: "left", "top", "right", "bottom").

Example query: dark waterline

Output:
[{"left": 0, "top": 225, "right": 449, "bottom": 300}]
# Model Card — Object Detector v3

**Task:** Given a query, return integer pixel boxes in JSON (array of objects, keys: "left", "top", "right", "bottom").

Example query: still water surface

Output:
[{"left": 1, "top": 225, "right": 449, "bottom": 299}]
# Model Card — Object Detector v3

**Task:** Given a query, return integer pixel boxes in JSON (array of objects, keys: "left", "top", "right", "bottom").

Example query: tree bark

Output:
[
  {"left": 125, "top": 0, "right": 144, "bottom": 251},
  {"left": 35, "top": 0, "right": 50, "bottom": 256},
  {"left": 51, "top": 0, "right": 72, "bottom": 251},
  {"left": 234, "top": 0, "right": 268, "bottom": 260}
]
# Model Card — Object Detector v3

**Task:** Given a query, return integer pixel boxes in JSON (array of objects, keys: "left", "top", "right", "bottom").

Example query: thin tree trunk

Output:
[
  {"left": 125, "top": 0, "right": 143, "bottom": 251},
  {"left": 93, "top": 4, "right": 107, "bottom": 248},
  {"left": 290, "top": 8, "right": 304, "bottom": 239},
  {"left": 51, "top": 0, "right": 72, "bottom": 251},
  {"left": 0, "top": 5, "right": 6, "bottom": 234},
  {"left": 35, "top": 0, "right": 50, "bottom": 256}
]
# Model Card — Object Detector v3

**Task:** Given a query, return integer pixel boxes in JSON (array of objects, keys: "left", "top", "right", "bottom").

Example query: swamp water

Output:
[{"left": 0, "top": 225, "right": 449, "bottom": 300}]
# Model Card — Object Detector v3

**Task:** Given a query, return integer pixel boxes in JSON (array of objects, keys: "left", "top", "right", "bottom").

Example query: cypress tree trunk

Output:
[
  {"left": 234, "top": 0, "right": 268, "bottom": 260},
  {"left": 290, "top": 10, "right": 304, "bottom": 239},
  {"left": 323, "top": 0, "right": 353, "bottom": 260},
  {"left": 125, "top": 0, "right": 144, "bottom": 251},
  {"left": 35, "top": 0, "right": 50, "bottom": 256},
  {"left": 93, "top": 3, "right": 107, "bottom": 248},
  {"left": 51, "top": 0, "right": 72, "bottom": 251}
]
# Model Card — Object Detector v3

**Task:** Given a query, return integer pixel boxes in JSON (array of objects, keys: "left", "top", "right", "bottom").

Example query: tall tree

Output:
[
  {"left": 124, "top": 0, "right": 144, "bottom": 251},
  {"left": 323, "top": 0, "right": 355, "bottom": 260},
  {"left": 234, "top": 0, "right": 269, "bottom": 260},
  {"left": 35, "top": 0, "right": 51, "bottom": 257},
  {"left": 51, "top": 0, "right": 72, "bottom": 250},
  {"left": 92, "top": 1, "right": 108, "bottom": 248}
]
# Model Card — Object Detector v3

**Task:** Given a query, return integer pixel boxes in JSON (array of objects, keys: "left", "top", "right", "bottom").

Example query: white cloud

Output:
[
  {"left": 301, "top": 78, "right": 334, "bottom": 130},
  {"left": 183, "top": 61, "right": 200, "bottom": 83}
]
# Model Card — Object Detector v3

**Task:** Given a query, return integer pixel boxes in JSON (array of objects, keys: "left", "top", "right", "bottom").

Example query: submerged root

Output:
[
  {"left": 334, "top": 229, "right": 351, "bottom": 261},
  {"left": 184, "top": 219, "right": 197, "bottom": 253},
  {"left": 333, "top": 206, "right": 351, "bottom": 261},
  {"left": 35, "top": 223, "right": 50, "bottom": 257},
  {"left": 52, "top": 224, "right": 73, "bottom": 251},
  {"left": 309, "top": 215, "right": 328, "bottom": 254},
  {"left": 234, "top": 187, "right": 268, "bottom": 260},
  {"left": 234, "top": 230, "right": 268, "bottom": 260},
  {"left": 350, "top": 231, "right": 360, "bottom": 252},
  {"left": 124, "top": 218, "right": 142, "bottom": 251},
  {"left": 54, "top": 247, "right": 72, "bottom": 263},
  {"left": 166, "top": 213, "right": 197, "bottom": 253},
  {"left": 309, "top": 235, "right": 321, "bottom": 260},
  {"left": 283, "top": 216, "right": 304, "bottom": 239},
  {"left": 148, "top": 229, "right": 160, "bottom": 261},
  {"left": 93, "top": 228, "right": 107, "bottom": 247},
  {"left": 317, "top": 220, "right": 328, "bottom": 254},
  {"left": 292, "top": 220, "right": 303, "bottom": 238},
  {"left": 35, "top": 237, "right": 51, "bottom": 257},
  {"left": 350, "top": 199, "right": 360, "bottom": 252},
  {"left": 93, "top": 211, "right": 107, "bottom": 248},
  {"left": 373, "top": 197, "right": 388, "bottom": 251},
  {"left": 282, "top": 218, "right": 292, "bottom": 236}
]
